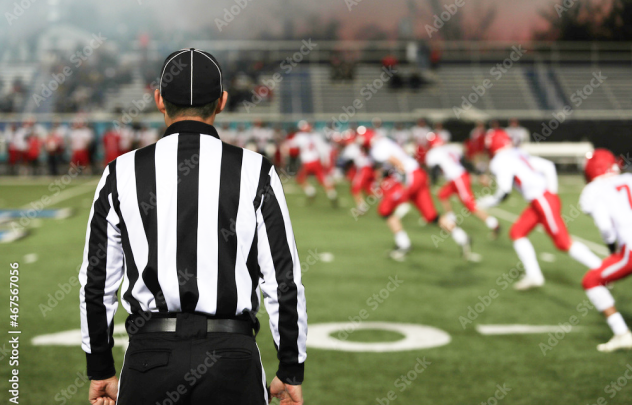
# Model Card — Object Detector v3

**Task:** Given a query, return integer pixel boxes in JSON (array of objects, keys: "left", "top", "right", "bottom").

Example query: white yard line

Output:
[
  {"left": 489, "top": 207, "right": 609, "bottom": 257},
  {"left": 476, "top": 324, "right": 583, "bottom": 335},
  {"left": 18, "top": 180, "right": 99, "bottom": 209}
]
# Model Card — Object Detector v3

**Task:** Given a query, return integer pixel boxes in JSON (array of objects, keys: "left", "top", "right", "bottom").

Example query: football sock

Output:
[
  {"left": 305, "top": 185, "right": 316, "bottom": 197},
  {"left": 607, "top": 312, "right": 629, "bottom": 336},
  {"left": 451, "top": 227, "right": 468, "bottom": 246},
  {"left": 513, "top": 237, "right": 544, "bottom": 282},
  {"left": 395, "top": 231, "right": 411, "bottom": 250},
  {"left": 569, "top": 241, "right": 602, "bottom": 269},
  {"left": 485, "top": 216, "right": 499, "bottom": 230},
  {"left": 327, "top": 189, "right": 338, "bottom": 200}
]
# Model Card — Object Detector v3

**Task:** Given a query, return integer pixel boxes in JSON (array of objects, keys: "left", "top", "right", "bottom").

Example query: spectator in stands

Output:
[
  {"left": 505, "top": 118, "right": 530, "bottom": 147},
  {"left": 433, "top": 122, "right": 451, "bottom": 142},
  {"left": 45, "top": 121, "right": 67, "bottom": 176},
  {"left": 69, "top": 119, "right": 94, "bottom": 173}
]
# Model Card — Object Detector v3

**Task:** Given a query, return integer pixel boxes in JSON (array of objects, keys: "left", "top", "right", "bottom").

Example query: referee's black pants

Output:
[{"left": 117, "top": 314, "right": 268, "bottom": 405}]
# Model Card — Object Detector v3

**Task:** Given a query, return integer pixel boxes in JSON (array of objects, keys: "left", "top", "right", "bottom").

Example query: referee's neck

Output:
[{"left": 166, "top": 115, "right": 216, "bottom": 127}]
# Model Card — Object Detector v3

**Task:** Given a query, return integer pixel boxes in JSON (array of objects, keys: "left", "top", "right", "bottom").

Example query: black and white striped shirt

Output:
[{"left": 79, "top": 120, "right": 307, "bottom": 383}]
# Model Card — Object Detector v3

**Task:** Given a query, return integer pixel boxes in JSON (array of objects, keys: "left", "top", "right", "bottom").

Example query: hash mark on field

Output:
[{"left": 489, "top": 208, "right": 609, "bottom": 257}]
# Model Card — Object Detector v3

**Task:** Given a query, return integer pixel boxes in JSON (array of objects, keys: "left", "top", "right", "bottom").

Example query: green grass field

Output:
[{"left": 1, "top": 175, "right": 631, "bottom": 405}]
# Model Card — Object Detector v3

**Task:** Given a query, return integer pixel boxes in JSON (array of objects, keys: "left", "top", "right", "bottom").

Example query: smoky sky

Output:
[{"left": 1, "top": 0, "right": 559, "bottom": 44}]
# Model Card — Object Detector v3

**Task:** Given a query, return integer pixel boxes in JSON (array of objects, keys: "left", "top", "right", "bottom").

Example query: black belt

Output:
[{"left": 128, "top": 316, "right": 255, "bottom": 336}]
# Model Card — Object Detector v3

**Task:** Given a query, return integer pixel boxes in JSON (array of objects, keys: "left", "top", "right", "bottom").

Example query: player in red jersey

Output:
[
  {"left": 102, "top": 125, "right": 121, "bottom": 165},
  {"left": 358, "top": 130, "right": 471, "bottom": 261},
  {"left": 478, "top": 130, "right": 602, "bottom": 290},
  {"left": 579, "top": 149, "right": 632, "bottom": 352},
  {"left": 424, "top": 133, "right": 500, "bottom": 236},
  {"left": 340, "top": 126, "right": 375, "bottom": 214}
]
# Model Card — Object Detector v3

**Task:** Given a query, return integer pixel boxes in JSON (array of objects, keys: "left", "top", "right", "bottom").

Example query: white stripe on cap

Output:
[
  {"left": 190, "top": 50, "right": 193, "bottom": 105},
  {"left": 193, "top": 49, "right": 223, "bottom": 93},
  {"left": 159, "top": 49, "right": 188, "bottom": 94}
]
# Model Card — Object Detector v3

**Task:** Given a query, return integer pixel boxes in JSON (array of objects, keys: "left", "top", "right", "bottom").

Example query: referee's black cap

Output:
[{"left": 159, "top": 48, "right": 223, "bottom": 107}]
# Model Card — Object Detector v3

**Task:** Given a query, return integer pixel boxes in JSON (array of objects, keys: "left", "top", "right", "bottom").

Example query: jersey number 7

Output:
[{"left": 616, "top": 184, "right": 632, "bottom": 209}]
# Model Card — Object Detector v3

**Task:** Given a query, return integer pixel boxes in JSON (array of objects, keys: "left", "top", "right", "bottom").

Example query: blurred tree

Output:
[{"left": 537, "top": 0, "right": 632, "bottom": 41}]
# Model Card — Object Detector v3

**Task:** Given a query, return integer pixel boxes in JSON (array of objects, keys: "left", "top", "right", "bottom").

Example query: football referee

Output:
[{"left": 79, "top": 48, "right": 307, "bottom": 405}]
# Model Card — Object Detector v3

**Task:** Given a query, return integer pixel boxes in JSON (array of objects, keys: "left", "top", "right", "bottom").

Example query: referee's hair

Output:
[{"left": 164, "top": 98, "right": 220, "bottom": 120}]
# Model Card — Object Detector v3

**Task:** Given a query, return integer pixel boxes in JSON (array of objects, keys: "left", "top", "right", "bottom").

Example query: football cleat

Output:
[
  {"left": 389, "top": 248, "right": 409, "bottom": 262},
  {"left": 597, "top": 331, "right": 632, "bottom": 353},
  {"left": 513, "top": 276, "right": 545, "bottom": 291}
]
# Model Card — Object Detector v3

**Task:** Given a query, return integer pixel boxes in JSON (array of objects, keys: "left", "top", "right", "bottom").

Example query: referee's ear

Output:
[
  {"left": 215, "top": 91, "right": 228, "bottom": 115},
  {"left": 154, "top": 89, "right": 167, "bottom": 115}
]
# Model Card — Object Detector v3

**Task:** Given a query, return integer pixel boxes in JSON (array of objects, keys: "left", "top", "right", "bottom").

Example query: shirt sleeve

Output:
[
  {"left": 79, "top": 164, "right": 125, "bottom": 380},
  {"left": 255, "top": 160, "right": 308, "bottom": 385}
]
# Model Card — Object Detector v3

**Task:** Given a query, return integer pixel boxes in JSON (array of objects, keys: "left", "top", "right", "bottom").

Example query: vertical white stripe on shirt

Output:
[
  {"left": 116, "top": 151, "right": 153, "bottom": 311},
  {"left": 155, "top": 134, "right": 182, "bottom": 311},
  {"left": 104, "top": 193, "right": 125, "bottom": 341},
  {"left": 195, "top": 136, "right": 223, "bottom": 314},
  {"left": 234, "top": 151, "right": 262, "bottom": 314}
]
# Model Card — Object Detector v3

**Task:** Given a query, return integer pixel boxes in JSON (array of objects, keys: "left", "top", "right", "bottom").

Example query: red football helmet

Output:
[
  {"left": 584, "top": 148, "right": 619, "bottom": 182},
  {"left": 357, "top": 127, "right": 376, "bottom": 148},
  {"left": 485, "top": 129, "right": 512, "bottom": 156},
  {"left": 426, "top": 132, "right": 445, "bottom": 148}
]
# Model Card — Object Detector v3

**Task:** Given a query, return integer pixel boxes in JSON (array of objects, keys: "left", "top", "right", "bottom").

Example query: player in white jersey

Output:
[
  {"left": 287, "top": 122, "right": 338, "bottom": 205},
  {"left": 424, "top": 133, "right": 500, "bottom": 236},
  {"left": 478, "top": 130, "right": 601, "bottom": 290},
  {"left": 358, "top": 130, "right": 471, "bottom": 261},
  {"left": 580, "top": 149, "right": 632, "bottom": 352}
]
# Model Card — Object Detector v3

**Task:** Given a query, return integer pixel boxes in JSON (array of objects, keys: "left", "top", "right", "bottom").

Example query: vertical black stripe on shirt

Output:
[
  {"left": 84, "top": 166, "right": 116, "bottom": 352},
  {"left": 246, "top": 230, "right": 261, "bottom": 312},
  {"left": 110, "top": 161, "right": 142, "bottom": 314},
  {"left": 254, "top": 158, "right": 272, "bottom": 211},
  {"left": 135, "top": 145, "right": 168, "bottom": 312},
  {"left": 176, "top": 134, "right": 201, "bottom": 313},
  {"left": 216, "top": 143, "right": 243, "bottom": 317},
  {"left": 260, "top": 171, "right": 300, "bottom": 365}
]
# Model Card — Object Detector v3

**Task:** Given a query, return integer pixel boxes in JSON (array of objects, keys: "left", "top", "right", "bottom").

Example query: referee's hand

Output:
[
  {"left": 89, "top": 376, "right": 118, "bottom": 405},
  {"left": 270, "top": 376, "right": 303, "bottom": 405}
]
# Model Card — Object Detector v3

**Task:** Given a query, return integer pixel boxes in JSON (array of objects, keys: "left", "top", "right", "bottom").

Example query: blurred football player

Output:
[
  {"left": 580, "top": 149, "right": 632, "bottom": 352},
  {"left": 358, "top": 129, "right": 471, "bottom": 261},
  {"left": 424, "top": 132, "right": 500, "bottom": 237},
  {"left": 286, "top": 121, "right": 338, "bottom": 205},
  {"left": 478, "top": 130, "right": 601, "bottom": 290}
]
